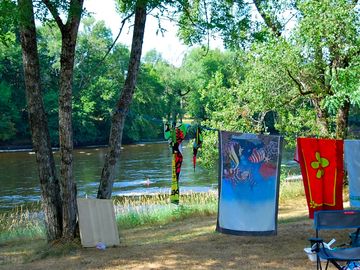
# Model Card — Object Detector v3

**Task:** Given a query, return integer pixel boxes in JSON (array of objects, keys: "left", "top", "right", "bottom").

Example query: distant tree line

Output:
[
  {"left": 1, "top": 1, "right": 360, "bottom": 149},
  {"left": 0, "top": 17, "right": 174, "bottom": 146}
]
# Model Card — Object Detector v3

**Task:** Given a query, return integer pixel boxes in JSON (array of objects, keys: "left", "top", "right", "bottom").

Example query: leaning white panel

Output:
[{"left": 77, "top": 198, "right": 120, "bottom": 247}]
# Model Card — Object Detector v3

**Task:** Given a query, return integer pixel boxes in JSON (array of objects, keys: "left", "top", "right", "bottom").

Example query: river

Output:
[
  {"left": 0, "top": 142, "right": 218, "bottom": 210},
  {"left": 0, "top": 141, "right": 299, "bottom": 211}
]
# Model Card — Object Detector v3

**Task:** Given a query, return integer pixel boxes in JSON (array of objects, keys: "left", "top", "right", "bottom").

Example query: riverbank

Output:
[{"left": 0, "top": 190, "right": 325, "bottom": 270}]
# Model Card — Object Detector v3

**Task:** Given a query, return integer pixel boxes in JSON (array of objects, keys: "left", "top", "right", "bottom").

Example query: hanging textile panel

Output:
[
  {"left": 295, "top": 138, "right": 344, "bottom": 218},
  {"left": 344, "top": 140, "right": 360, "bottom": 208},
  {"left": 217, "top": 131, "right": 283, "bottom": 235},
  {"left": 168, "top": 123, "right": 189, "bottom": 204}
]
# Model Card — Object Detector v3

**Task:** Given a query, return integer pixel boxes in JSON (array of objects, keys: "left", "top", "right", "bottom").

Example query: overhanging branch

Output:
[
  {"left": 287, "top": 69, "right": 313, "bottom": 96},
  {"left": 100, "top": 12, "right": 135, "bottom": 62},
  {"left": 41, "top": 0, "right": 65, "bottom": 31}
]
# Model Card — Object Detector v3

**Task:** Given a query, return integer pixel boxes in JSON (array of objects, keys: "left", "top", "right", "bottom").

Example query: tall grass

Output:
[
  {"left": 114, "top": 192, "right": 218, "bottom": 229},
  {"left": 0, "top": 181, "right": 309, "bottom": 242},
  {"left": 0, "top": 205, "right": 45, "bottom": 243},
  {"left": 279, "top": 180, "right": 305, "bottom": 203}
]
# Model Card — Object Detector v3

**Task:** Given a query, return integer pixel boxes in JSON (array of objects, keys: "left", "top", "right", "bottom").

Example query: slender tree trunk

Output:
[
  {"left": 58, "top": 9, "right": 83, "bottom": 240},
  {"left": 336, "top": 97, "right": 350, "bottom": 139},
  {"left": 18, "top": 0, "right": 62, "bottom": 241},
  {"left": 58, "top": 32, "right": 78, "bottom": 239},
  {"left": 312, "top": 97, "right": 330, "bottom": 137},
  {"left": 97, "top": 2, "right": 147, "bottom": 199},
  {"left": 42, "top": 0, "right": 84, "bottom": 240}
]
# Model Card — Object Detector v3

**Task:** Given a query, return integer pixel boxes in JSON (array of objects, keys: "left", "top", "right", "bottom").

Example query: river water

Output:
[
  {"left": 0, "top": 141, "right": 299, "bottom": 211},
  {"left": 0, "top": 142, "right": 218, "bottom": 210}
]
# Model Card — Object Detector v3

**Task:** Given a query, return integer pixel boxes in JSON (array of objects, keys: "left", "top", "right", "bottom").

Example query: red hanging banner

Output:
[{"left": 295, "top": 138, "right": 344, "bottom": 218}]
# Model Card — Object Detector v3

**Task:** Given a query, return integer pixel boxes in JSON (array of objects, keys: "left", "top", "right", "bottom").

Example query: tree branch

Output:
[
  {"left": 179, "top": 87, "right": 191, "bottom": 97},
  {"left": 252, "top": 0, "right": 282, "bottom": 37},
  {"left": 202, "top": 0, "right": 210, "bottom": 56},
  {"left": 66, "top": 0, "right": 84, "bottom": 30},
  {"left": 41, "top": 0, "right": 65, "bottom": 31},
  {"left": 287, "top": 69, "right": 313, "bottom": 96},
  {"left": 100, "top": 12, "right": 135, "bottom": 63},
  {"left": 178, "top": 0, "right": 207, "bottom": 34}
]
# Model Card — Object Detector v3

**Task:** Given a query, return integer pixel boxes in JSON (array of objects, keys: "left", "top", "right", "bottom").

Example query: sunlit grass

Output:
[
  {"left": 114, "top": 192, "right": 218, "bottom": 229},
  {"left": 279, "top": 180, "right": 305, "bottom": 203},
  {"left": 0, "top": 205, "right": 45, "bottom": 243}
]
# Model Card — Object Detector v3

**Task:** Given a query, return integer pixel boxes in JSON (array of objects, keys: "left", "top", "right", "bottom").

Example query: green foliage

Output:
[
  {"left": 72, "top": 18, "right": 124, "bottom": 144},
  {"left": 0, "top": 0, "right": 17, "bottom": 46},
  {"left": 0, "top": 32, "right": 27, "bottom": 143},
  {"left": 0, "top": 82, "right": 18, "bottom": 140},
  {"left": 123, "top": 59, "right": 167, "bottom": 142},
  {"left": 177, "top": 0, "right": 256, "bottom": 49},
  {"left": 180, "top": 48, "right": 238, "bottom": 120},
  {"left": 295, "top": 0, "right": 360, "bottom": 114}
]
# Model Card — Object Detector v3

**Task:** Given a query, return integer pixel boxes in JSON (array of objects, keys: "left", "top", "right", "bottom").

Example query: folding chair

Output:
[{"left": 309, "top": 210, "right": 360, "bottom": 270}]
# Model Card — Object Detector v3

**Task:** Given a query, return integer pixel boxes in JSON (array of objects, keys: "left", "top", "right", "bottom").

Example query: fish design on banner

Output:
[
  {"left": 222, "top": 135, "right": 278, "bottom": 189},
  {"left": 248, "top": 148, "right": 266, "bottom": 163}
]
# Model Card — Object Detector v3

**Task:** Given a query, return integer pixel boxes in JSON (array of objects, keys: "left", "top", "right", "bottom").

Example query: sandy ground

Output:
[{"left": 0, "top": 199, "right": 350, "bottom": 270}]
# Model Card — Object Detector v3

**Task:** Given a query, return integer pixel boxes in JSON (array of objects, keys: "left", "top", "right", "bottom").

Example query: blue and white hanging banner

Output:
[
  {"left": 217, "top": 131, "right": 282, "bottom": 235},
  {"left": 344, "top": 140, "right": 360, "bottom": 208}
]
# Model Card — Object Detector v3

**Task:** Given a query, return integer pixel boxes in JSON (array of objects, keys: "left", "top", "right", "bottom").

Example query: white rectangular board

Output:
[{"left": 77, "top": 198, "right": 120, "bottom": 247}]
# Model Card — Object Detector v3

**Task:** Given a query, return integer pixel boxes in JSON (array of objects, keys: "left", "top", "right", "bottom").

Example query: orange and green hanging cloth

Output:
[{"left": 295, "top": 138, "right": 344, "bottom": 219}]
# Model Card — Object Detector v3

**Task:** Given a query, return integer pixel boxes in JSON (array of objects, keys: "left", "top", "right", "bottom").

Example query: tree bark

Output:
[
  {"left": 312, "top": 97, "right": 330, "bottom": 137},
  {"left": 336, "top": 97, "right": 350, "bottom": 139},
  {"left": 97, "top": 2, "right": 147, "bottom": 199},
  {"left": 58, "top": 31, "right": 78, "bottom": 240},
  {"left": 18, "top": 0, "right": 62, "bottom": 241},
  {"left": 58, "top": 1, "right": 83, "bottom": 240},
  {"left": 42, "top": 0, "right": 84, "bottom": 239}
]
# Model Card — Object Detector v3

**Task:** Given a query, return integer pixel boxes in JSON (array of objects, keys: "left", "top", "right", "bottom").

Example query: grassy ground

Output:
[{"left": 0, "top": 183, "right": 351, "bottom": 270}]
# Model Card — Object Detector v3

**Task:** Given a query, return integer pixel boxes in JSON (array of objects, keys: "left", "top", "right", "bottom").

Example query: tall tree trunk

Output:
[
  {"left": 312, "top": 97, "right": 330, "bottom": 137},
  {"left": 18, "top": 0, "right": 62, "bottom": 241},
  {"left": 336, "top": 97, "right": 350, "bottom": 139},
  {"left": 42, "top": 0, "right": 84, "bottom": 239},
  {"left": 58, "top": 3, "right": 83, "bottom": 240},
  {"left": 58, "top": 31, "right": 78, "bottom": 240},
  {"left": 97, "top": 2, "right": 147, "bottom": 199}
]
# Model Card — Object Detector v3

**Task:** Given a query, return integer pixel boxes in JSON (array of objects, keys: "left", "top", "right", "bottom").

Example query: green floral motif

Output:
[{"left": 311, "top": 152, "right": 329, "bottom": 178}]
